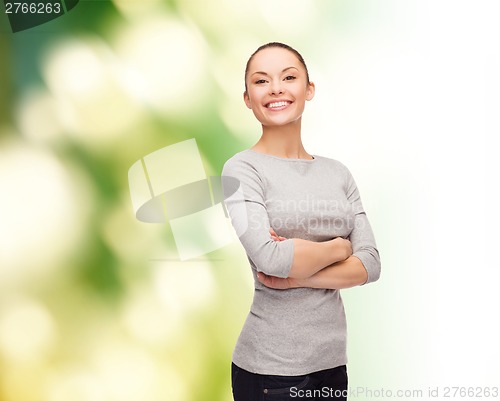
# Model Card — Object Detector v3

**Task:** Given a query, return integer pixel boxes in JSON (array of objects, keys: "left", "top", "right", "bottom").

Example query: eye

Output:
[
  {"left": 284, "top": 75, "right": 296, "bottom": 81},
  {"left": 255, "top": 79, "right": 267, "bottom": 84}
]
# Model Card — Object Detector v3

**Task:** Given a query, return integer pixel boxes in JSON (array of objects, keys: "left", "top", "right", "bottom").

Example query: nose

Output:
[{"left": 269, "top": 80, "right": 283, "bottom": 95}]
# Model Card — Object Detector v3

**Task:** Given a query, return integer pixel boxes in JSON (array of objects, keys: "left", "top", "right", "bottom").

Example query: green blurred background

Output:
[{"left": 0, "top": 1, "right": 498, "bottom": 400}]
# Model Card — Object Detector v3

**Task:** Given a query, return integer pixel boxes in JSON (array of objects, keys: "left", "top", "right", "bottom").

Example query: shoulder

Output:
[
  {"left": 222, "top": 150, "right": 263, "bottom": 178},
  {"left": 313, "top": 155, "right": 358, "bottom": 191},
  {"left": 222, "top": 150, "right": 267, "bottom": 198},
  {"left": 313, "top": 155, "right": 351, "bottom": 174}
]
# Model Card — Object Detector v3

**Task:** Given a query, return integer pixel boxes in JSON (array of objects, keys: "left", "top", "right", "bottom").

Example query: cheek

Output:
[{"left": 245, "top": 89, "right": 265, "bottom": 108}]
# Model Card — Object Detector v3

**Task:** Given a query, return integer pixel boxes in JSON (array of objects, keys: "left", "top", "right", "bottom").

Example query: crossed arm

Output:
[
  {"left": 257, "top": 228, "right": 368, "bottom": 290},
  {"left": 222, "top": 158, "right": 379, "bottom": 291}
]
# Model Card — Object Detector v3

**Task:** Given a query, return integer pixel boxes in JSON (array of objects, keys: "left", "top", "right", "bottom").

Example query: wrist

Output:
[
  {"left": 330, "top": 238, "right": 350, "bottom": 263},
  {"left": 290, "top": 276, "right": 307, "bottom": 288},
  {"left": 329, "top": 239, "right": 342, "bottom": 263}
]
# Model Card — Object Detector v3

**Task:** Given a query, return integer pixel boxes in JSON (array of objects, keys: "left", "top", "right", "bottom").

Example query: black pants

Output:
[{"left": 231, "top": 362, "right": 348, "bottom": 401}]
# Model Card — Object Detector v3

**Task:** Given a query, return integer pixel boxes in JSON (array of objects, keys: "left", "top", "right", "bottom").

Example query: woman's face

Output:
[{"left": 244, "top": 47, "right": 315, "bottom": 128}]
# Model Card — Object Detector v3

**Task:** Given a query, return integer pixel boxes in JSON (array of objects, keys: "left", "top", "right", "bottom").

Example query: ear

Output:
[
  {"left": 243, "top": 91, "right": 252, "bottom": 109},
  {"left": 306, "top": 82, "right": 315, "bottom": 101}
]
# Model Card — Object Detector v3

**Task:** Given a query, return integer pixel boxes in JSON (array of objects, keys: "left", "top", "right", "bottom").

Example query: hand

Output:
[
  {"left": 332, "top": 237, "right": 352, "bottom": 261},
  {"left": 269, "top": 227, "right": 287, "bottom": 241},
  {"left": 257, "top": 272, "right": 299, "bottom": 290},
  {"left": 261, "top": 229, "right": 297, "bottom": 289}
]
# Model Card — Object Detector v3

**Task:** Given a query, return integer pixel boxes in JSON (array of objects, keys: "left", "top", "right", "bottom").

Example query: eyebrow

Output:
[{"left": 251, "top": 66, "right": 299, "bottom": 77}]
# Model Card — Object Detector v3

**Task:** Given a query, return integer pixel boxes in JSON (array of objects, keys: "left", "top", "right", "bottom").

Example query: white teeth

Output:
[{"left": 267, "top": 101, "right": 290, "bottom": 108}]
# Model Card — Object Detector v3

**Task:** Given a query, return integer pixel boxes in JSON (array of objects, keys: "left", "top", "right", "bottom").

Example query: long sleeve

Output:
[
  {"left": 343, "top": 165, "right": 381, "bottom": 284},
  {"left": 222, "top": 156, "right": 294, "bottom": 278},
  {"left": 222, "top": 150, "right": 379, "bottom": 376}
]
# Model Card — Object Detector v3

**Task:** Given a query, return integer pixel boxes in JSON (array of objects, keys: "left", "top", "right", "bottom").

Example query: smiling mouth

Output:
[{"left": 265, "top": 101, "right": 292, "bottom": 109}]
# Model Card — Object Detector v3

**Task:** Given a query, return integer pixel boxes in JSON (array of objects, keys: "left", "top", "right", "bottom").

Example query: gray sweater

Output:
[{"left": 222, "top": 149, "right": 381, "bottom": 376}]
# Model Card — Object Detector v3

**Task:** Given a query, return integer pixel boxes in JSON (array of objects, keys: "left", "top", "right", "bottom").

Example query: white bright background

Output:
[{"left": 299, "top": 0, "right": 498, "bottom": 398}]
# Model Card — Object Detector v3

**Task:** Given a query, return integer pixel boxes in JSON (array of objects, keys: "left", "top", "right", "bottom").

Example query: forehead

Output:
[{"left": 248, "top": 47, "right": 303, "bottom": 73}]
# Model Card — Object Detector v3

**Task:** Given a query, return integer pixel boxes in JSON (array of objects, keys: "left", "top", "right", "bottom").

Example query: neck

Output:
[{"left": 252, "top": 119, "right": 312, "bottom": 159}]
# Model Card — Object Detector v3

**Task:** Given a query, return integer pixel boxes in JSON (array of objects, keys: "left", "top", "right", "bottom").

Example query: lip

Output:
[{"left": 265, "top": 99, "right": 293, "bottom": 111}]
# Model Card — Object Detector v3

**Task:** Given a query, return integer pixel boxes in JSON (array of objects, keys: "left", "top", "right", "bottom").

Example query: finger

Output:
[{"left": 257, "top": 272, "right": 267, "bottom": 283}]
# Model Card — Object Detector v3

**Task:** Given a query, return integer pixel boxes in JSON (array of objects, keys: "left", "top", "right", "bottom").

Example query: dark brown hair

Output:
[{"left": 244, "top": 42, "right": 310, "bottom": 91}]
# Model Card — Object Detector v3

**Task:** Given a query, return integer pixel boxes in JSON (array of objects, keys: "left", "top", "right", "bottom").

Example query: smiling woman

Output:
[
  {"left": 221, "top": 43, "right": 381, "bottom": 401},
  {"left": 242, "top": 43, "right": 314, "bottom": 135}
]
